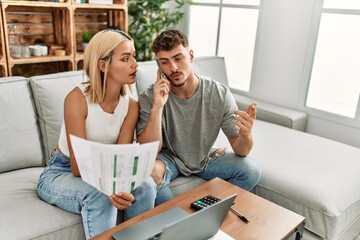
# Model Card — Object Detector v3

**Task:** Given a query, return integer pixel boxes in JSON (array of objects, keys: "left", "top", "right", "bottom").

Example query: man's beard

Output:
[
  {"left": 171, "top": 79, "right": 186, "bottom": 88},
  {"left": 170, "top": 72, "right": 187, "bottom": 87}
]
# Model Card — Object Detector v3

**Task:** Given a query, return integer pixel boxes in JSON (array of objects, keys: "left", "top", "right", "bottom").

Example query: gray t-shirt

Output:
[{"left": 137, "top": 76, "right": 239, "bottom": 176}]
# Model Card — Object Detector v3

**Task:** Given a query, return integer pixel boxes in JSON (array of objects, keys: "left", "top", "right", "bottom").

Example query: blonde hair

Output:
[{"left": 83, "top": 29, "right": 133, "bottom": 103}]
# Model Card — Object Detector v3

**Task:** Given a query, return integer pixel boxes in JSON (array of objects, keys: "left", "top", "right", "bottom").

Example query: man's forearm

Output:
[
  {"left": 231, "top": 134, "right": 254, "bottom": 157},
  {"left": 137, "top": 107, "right": 164, "bottom": 151}
]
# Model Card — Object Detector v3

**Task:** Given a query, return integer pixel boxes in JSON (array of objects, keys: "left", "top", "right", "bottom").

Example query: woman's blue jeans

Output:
[{"left": 36, "top": 149, "right": 171, "bottom": 239}]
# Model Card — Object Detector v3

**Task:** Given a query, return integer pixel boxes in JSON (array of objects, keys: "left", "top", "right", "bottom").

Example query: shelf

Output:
[
  {"left": 8, "top": 55, "right": 72, "bottom": 64},
  {"left": 0, "top": 63, "right": 8, "bottom": 77},
  {"left": 0, "top": 9, "right": 6, "bottom": 63},
  {"left": 0, "top": 0, "right": 127, "bottom": 77},
  {"left": 71, "top": 0, "right": 126, "bottom": 5},
  {"left": 2, "top": 4, "right": 73, "bottom": 60},
  {"left": 1, "top": 3, "right": 74, "bottom": 75},
  {"left": 8, "top": 60, "right": 74, "bottom": 77},
  {"left": 73, "top": 6, "right": 127, "bottom": 57},
  {"left": 75, "top": 58, "right": 83, "bottom": 70},
  {"left": 0, "top": 0, "right": 126, "bottom": 5},
  {"left": 72, "top": 4, "right": 126, "bottom": 10},
  {"left": 0, "top": 1, "right": 70, "bottom": 7}
]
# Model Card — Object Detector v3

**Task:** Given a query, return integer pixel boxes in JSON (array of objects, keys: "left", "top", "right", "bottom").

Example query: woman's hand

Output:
[{"left": 109, "top": 192, "right": 135, "bottom": 210}]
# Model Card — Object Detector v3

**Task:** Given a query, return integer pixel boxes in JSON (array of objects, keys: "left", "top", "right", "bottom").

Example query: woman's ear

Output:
[{"left": 98, "top": 59, "right": 106, "bottom": 72}]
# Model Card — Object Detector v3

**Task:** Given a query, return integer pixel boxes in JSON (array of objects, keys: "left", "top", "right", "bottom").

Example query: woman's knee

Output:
[
  {"left": 124, "top": 177, "right": 157, "bottom": 220},
  {"left": 133, "top": 177, "right": 157, "bottom": 201}
]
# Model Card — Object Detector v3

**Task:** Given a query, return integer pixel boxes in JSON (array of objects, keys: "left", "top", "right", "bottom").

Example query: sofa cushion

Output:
[
  {"left": 0, "top": 78, "right": 43, "bottom": 172},
  {"left": 136, "top": 60, "right": 158, "bottom": 95},
  {"left": 233, "top": 94, "right": 308, "bottom": 131},
  {"left": 29, "top": 71, "right": 85, "bottom": 163},
  {"left": 192, "top": 56, "right": 229, "bottom": 86},
  {"left": 0, "top": 167, "right": 85, "bottom": 239},
  {"left": 214, "top": 120, "right": 360, "bottom": 239},
  {"left": 251, "top": 120, "right": 360, "bottom": 239}
]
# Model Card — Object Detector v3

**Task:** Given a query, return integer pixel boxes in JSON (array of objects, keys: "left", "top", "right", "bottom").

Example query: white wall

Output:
[{"left": 238, "top": 0, "right": 360, "bottom": 148}]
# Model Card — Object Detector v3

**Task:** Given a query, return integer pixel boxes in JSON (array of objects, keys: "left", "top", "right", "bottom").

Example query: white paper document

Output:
[
  {"left": 208, "top": 230, "right": 235, "bottom": 240},
  {"left": 70, "top": 135, "right": 159, "bottom": 196}
]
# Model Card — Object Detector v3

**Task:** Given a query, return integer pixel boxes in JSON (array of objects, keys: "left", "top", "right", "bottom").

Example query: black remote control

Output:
[{"left": 190, "top": 195, "right": 221, "bottom": 211}]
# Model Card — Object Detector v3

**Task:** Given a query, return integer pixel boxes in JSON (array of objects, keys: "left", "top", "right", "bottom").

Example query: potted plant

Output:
[
  {"left": 82, "top": 31, "right": 93, "bottom": 50},
  {"left": 128, "top": 0, "right": 191, "bottom": 61}
]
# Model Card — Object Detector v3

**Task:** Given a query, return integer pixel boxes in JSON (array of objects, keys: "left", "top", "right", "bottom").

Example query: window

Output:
[
  {"left": 187, "top": 0, "right": 260, "bottom": 92},
  {"left": 306, "top": 0, "right": 360, "bottom": 123}
]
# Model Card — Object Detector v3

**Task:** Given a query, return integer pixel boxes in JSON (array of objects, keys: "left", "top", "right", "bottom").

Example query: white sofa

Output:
[{"left": 0, "top": 56, "right": 359, "bottom": 239}]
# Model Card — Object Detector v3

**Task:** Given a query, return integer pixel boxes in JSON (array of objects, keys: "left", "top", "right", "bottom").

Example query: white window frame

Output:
[
  {"left": 185, "top": 0, "right": 261, "bottom": 94},
  {"left": 300, "top": 1, "right": 360, "bottom": 128}
]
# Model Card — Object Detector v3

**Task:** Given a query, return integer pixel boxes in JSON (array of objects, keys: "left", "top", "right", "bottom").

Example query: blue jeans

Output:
[
  {"left": 37, "top": 149, "right": 171, "bottom": 239},
  {"left": 157, "top": 148, "right": 261, "bottom": 195}
]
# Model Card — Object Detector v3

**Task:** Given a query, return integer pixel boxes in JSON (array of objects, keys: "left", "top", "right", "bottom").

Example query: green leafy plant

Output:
[
  {"left": 128, "top": 0, "right": 191, "bottom": 61},
  {"left": 82, "top": 31, "right": 93, "bottom": 43}
]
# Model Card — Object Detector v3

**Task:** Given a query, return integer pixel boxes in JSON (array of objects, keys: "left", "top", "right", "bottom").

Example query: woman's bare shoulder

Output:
[
  {"left": 65, "top": 87, "right": 85, "bottom": 103},
  {"left": 128, "top": 96, "right": 139, "bottom": 111},
  {"left": 64, "top": 87, "right": 87, "bottom": 113}
]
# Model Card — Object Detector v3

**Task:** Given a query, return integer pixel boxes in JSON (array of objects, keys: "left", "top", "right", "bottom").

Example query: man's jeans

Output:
[
  {"left": 36, "top": 149, "right": 169, "bottom": 239},
  {"left": 157, "top": 148, "right": 261, "bottom": 198}
]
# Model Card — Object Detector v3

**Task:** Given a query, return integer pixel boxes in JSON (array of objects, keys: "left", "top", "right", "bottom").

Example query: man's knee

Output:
[
  {"left": 151, "top": 159, "right": 166, "bottom": 185},
  {"left": 248, "top": 164, "right": 261, "bottom": 190},
  {"left": 226, "top": 155, "right": 261, "bottom": 191},
  {"left": 241, "top": 158, "right": 261, "bottom": 191}
]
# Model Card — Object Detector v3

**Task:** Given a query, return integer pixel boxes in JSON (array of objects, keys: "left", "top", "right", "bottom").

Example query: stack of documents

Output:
[{"left": 70, "top": 135, "right": 159, "bottom": 195}]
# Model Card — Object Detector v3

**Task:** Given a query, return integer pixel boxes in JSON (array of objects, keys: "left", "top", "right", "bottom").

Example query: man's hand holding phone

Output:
[{"left": 152, "top": 68, "right": 171, "bottom": 109}]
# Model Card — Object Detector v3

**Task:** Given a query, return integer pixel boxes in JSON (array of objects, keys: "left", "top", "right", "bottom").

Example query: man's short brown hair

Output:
[{"left": 152, "top": 29, "right": 189, "bottom": 54}]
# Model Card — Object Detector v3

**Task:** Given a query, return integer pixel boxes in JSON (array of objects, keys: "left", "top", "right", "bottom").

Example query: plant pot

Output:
[{"left": 82, "top": 42, "right": 89, "bottom": 51}]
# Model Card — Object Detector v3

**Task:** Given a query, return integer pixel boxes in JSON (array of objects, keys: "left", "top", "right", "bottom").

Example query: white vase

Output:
[{"left": 82, "top": 42, "right": 88, "bottom": 51}]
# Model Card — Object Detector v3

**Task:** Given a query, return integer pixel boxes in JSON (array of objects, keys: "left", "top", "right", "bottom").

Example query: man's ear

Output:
[
  {"left": 189, "top": 49, "right": 194, "bottom": 63},
  {"left": 98, "top": 59, "right": 106, "bottom": 72}
]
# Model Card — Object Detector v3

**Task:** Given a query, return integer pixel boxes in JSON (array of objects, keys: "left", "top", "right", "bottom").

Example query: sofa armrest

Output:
[{"left": 233, "top": 94, "right": 307, "bottom": 131}]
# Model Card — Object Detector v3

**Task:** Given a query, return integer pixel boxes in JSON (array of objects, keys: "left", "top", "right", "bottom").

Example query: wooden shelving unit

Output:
[
  {"left": 0, "top": 0, "right": 127, "bottom": 76},
  {"left": 0, "top": 8, "right": 7, "bottom": 77},
  {"left": 73, "top": 1, "right": 127, "bottom": 70}
]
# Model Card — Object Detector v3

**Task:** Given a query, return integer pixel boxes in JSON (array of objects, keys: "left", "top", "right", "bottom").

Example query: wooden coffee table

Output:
[{"left": 92, "top": 177, "right": 305, "bottom": 240}]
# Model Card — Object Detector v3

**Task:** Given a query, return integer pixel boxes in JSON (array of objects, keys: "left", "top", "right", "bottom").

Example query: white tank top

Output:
[{"left": 58, "top": 87, "right": 129, "bottom": 157}]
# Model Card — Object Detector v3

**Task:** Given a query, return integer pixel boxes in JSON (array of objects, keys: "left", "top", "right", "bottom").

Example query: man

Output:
[{"left": 138, "top": 30, "right": 261, "bottom": 201}]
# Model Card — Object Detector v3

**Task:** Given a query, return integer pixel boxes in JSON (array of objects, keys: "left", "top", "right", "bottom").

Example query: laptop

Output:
[{"left": 112, "top": 194, "right": 237, "bottom": 240}]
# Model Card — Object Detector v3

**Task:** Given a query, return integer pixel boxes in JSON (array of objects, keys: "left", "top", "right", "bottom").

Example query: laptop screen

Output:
[{"left": 112, "top": 194, "right": 237, "bottom": 240}]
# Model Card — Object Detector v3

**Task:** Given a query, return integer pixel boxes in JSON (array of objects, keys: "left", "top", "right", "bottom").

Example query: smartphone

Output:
[{"left": 156, "top": 59, "right": 168, "bottom": 80}]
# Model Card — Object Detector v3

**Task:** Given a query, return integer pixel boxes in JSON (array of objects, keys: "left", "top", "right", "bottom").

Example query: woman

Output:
[{"left": 36, "top": 29, "right": 158, "bottom": 239}]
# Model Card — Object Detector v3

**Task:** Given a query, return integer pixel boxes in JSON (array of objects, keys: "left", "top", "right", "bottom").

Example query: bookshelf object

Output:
[{"left": 0, "top": 0, "right": 127, "bottom": 77}]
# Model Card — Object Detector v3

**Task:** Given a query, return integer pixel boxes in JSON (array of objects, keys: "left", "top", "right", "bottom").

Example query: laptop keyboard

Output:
[{"left": 146, "top": 232, "right": 162, "bottom": 240}]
